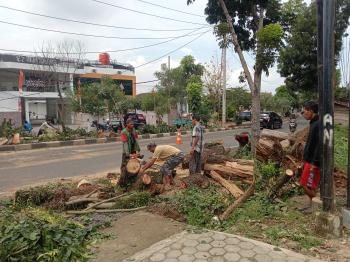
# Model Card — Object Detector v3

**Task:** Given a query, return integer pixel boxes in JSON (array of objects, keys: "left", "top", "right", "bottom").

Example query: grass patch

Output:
[
  {"left": 171, "top": 185, "right": 233, "bottom": 229},
  {"left": 113, "top": 192, "right": 152, "bottom": 209},
  {"left": 0, "top": 206, "right": 102, "bottom": 261},
  {"left": 335, "top": 124, "right": 348, "bottom": 171},
  {"left": 227, "top": 194, "right": 324, "bottom": 251}
]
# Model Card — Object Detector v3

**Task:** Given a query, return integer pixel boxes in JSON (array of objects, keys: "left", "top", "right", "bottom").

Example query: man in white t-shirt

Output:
[{"left": 189, "top": 115, "right": 203, "bottom": 174}]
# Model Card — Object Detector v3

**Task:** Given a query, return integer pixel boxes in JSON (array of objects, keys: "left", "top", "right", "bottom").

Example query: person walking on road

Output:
[
  {"left": 299, "top": 101, "right": 320, "bottom": 214},
  {"left": 189, "top": 115, "right": 203, "bottom": 175},
  {"left": 140, "top": 143, "right": 184, "bottom": 190},
  {"left": 118, "top": 118, "right": 141, "bottom": 187}
]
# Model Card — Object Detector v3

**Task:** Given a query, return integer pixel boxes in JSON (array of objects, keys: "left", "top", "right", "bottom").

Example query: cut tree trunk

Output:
[
  {"left": 180, "top": 173, "right": 210, "bottom": 189},
  {"left": 256, "top": 139, "right": 284, "bottom": 162},
  {"left": 267, "top": 169, "right": 294, "bottom": 200},
  {"left": 208, "top": 171, "right": 243, "bottom": 198}
]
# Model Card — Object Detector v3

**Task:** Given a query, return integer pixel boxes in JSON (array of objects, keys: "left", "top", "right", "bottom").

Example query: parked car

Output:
[
  {"left": 124, "top": 113, "right": 146, "bottom": 129},
  {"left": 238, "top": 111, "right": 252, "bottom": 121},
  {"left": 260, "top": 112, "right": 283, "bottom": 129},
  {"left": 110, "top": 120, "right": 124, "bottom": 132}
]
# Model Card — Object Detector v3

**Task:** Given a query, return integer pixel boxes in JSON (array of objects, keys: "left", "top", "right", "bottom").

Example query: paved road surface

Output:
[{"left": 0, "top": 119, "right": 307, "bottom": 193}]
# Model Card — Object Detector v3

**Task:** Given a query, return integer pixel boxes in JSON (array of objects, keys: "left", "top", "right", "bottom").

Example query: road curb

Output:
[{"left": 0, "top": 124, "right": 251, "bottom": 152}]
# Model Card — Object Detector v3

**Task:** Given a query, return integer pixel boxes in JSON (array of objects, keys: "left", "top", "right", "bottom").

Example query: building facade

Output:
[{"left": 0, "top": 53, "right": 136, "bottom": 126}]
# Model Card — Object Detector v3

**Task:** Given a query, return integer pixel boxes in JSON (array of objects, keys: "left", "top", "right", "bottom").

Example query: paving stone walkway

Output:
[{"left": 124, "top": 230, "right": 323, "bottom": 262}]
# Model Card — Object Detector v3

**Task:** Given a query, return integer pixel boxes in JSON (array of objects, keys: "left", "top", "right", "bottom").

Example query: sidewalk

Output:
[{"left": 124, "top": 230, "right": 323, "bottom": 262}]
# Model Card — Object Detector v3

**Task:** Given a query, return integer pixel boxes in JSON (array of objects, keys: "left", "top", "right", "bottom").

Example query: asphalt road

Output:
[{"left": 0, "top": 118, "right": 308, "bottom": 194}]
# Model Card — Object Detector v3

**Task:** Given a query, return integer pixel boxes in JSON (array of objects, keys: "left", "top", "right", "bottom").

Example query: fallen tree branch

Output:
[
  {"left": 85, "top": 188, "right": 99, "bottom": 198},
  {"left": 65, "top": 198, "right": 99, "bottom": 206},
  {"left": 66, "top": 206, "right": 147, "bottom": 215},
  {"left": 84, "top": 193, "right": 131, "bottom": 211},
  {"left": 208, "top": 171, "right": 243, "bottom": 198},
  {"left": 219, "top": 184, "right": 255, "bottom": 221}
]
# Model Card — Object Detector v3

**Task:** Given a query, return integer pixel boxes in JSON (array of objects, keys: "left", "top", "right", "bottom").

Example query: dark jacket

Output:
[{"left": 303, "top": 115, "right": 320, "bottom": 167}]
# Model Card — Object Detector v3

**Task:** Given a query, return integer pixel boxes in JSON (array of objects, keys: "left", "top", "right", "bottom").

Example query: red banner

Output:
[{"left": 18, "top": 69, "right": 24, "bottom": 95}]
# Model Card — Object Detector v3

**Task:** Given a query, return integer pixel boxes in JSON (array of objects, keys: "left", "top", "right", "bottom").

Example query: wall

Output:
[
  {"left": 0, "top": 112, "right": 22, "bottom": 127},
  {"left": 0, "top": 92, "right": 19, "bottom": 112}
]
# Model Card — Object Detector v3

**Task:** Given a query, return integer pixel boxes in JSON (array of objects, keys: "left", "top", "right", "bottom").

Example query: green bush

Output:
[
  {"left": 172, "top": 185, "right": 233, "bottom": 228},
  {"left": 0, "top": 207, "right": 95, "bottom": 261},
  {"left": 335, "top": 124, "right": 347, "bottom": 171}
]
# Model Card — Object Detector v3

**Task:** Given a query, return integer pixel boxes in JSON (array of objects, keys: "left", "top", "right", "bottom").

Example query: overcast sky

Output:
[{"left": 0, "top": 0, "right": 298, "bottom": 94}]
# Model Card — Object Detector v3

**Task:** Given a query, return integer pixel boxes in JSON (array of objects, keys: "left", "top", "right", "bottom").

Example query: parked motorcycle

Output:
[{"left": 289, "top": 118, "right": 297, "bottom": 133}]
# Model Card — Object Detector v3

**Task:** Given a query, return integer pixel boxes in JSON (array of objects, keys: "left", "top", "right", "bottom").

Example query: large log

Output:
[
  {"left": 204, "top": 163, "right": 253, "bottom": 179},
  {"left": 261, "top": 129, "right": 290, "bottom": 141},
  {"left": 256, "top": 138, "right": 284, "bottom": 162},
  {"left": 208, "top": 171, "right": 243, "bottom": 198}
]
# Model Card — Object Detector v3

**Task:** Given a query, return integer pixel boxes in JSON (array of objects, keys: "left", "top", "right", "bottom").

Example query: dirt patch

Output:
[
  {"left": 93, "top": 211, "right": 185, "bottom": 262},
  {"left": 148, "top": 202, "right": 186, "bottom": 222}
]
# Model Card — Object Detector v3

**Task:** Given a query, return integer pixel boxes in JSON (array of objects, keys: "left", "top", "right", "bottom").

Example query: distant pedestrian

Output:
[
  {"left": 118, "top": 118, "right": 140, "bottom": 188},
  {"left": 23, "top": 120, "right": 32, "bottom": 132},
  {"left": 299, "top": 101, "right": 320, "bottom": 214},
  {"left": 189, "top": 115, "right": 203, "bottom": 175}
]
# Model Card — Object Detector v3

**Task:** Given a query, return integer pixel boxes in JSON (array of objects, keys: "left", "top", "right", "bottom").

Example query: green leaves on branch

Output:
[
  {"left": 0, "top": 207, "right": 95, "bottom": 261},
  {"left": 256, "top": 23, "right": 283, "bottom": 74},
  {"left": 186, "top": 76, "right": 203, "bottom": 115},
  {"left": 68, "top": 78, "right": 140, "bottom": 117}
]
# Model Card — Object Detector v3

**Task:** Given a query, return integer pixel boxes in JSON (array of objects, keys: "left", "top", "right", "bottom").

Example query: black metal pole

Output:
[
  {"left": 348, "top": 86, "right": 350, "bottom": 208},
  {"left": 316, "top": 0, "right": 324, "bottom": 199},
  {"left": 322, "top": 0, "right": 336, "bottom": 212}
]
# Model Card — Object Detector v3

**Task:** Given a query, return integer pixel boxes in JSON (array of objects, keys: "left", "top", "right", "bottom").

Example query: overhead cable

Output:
[
  {"left": 136, "top": 30, "right": 210, "bottom": 68},
  {"left": 134, "top": 0, "right": 205, "bottom": 18},
  {"left": 0, "top": 5, "right": 206, "bottom": 32},
  {"left": 0, "top": 28, "right": 208, "bottom": 54},
  {"left": 91, "top": 0, "right": 207, "bottom": 26},
  {"left": 0, "top": 20, "right": 206, "bottom": 40}
]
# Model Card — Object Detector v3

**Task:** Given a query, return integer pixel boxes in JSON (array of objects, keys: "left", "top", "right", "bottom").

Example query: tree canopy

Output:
[{"left": 278, "top": 0, "right": 350, "bottom": 93}]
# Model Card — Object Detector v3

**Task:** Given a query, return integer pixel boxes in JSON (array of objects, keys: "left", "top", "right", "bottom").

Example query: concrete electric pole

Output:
[{"left": 222, "top": 35, "right": 227, "bottom": 127}]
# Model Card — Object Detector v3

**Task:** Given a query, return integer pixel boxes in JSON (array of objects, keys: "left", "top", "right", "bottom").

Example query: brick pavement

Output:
[{"left": 124, "top": 230, "right": 323, "bottom": 262}]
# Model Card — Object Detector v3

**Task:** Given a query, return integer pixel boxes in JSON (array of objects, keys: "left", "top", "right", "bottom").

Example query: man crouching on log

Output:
[
  {"left": 139, "top": 143, "right": 184, "bottom": 191},
  {"left": 299, "top": 101, "right": 320, "bottom": 214}
]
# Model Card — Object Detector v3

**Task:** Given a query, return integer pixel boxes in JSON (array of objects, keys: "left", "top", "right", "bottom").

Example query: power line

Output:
[
  {"left": 136, "top": 30, "right": 210, "bottom": 68},
  {"left": 0, "top": 28, "right": 207, "bottom": 55},
  {"left": 0, "top": 5, "right": 206, "bottom": 32},
  {"left": 0, "top": 20, "right": 205, "bottom": 40},
  {"left": 135, "top": 80, "right": 159, "bottom": 84},
  {"left": 91, "top": 0, "right": 207, "bottom": 26},
  {"left": 134, "top": 0, "right": 205, "bottom": 18}
]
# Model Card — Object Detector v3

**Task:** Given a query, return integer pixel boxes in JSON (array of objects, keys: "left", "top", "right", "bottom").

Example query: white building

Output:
[{"left": 0, "top": 53, "right": 136, "bottom": 127}]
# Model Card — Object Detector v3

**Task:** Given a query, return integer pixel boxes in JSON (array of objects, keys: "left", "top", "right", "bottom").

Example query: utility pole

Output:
[
  {"left": 316, "top": 0, "right": 324, "bottom": 198},
  {"left": 348, "top": 81, "right": 350, "bottom": 207},
  {"left": 321, "top": 0, "right": 336, "bottom": 212},
  {"left": 222, "top": 35, "right": 227, "bottom": 126}
]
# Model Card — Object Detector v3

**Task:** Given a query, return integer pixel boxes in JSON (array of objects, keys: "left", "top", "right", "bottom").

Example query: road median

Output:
[{"left": 0, "top": 123, "right": 251, "bottom": 152}]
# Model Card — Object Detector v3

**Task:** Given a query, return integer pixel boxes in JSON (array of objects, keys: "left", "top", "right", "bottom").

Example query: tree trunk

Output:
[
  {"left": 56, "top": 79, "right": 66, "bottom": 133},
  {"left": 219, "top": 183, "right": 255, "bottom": 221},
  {"left": 208, "top": 171, "right": 243, "bottom": 198}
]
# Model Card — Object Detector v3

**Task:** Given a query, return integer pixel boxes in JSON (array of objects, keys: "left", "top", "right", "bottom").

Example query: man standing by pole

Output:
[
  {"left": 299, "top": 101, "right": 321, "bottom": 214},
  {"left": 189, "top": 115, "right": 203, "bottom": 175}
]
